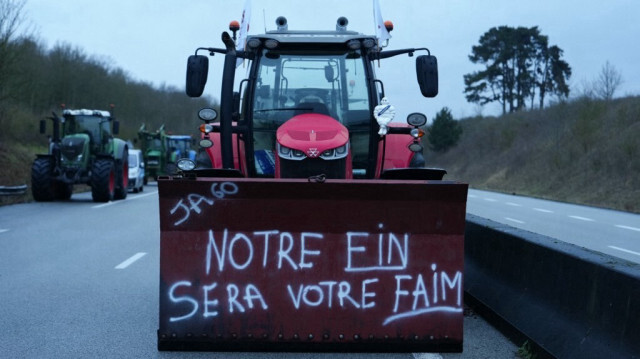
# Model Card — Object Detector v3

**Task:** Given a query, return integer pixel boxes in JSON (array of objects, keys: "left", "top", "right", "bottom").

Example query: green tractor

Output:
[
  {"left": 137, "top": 124, "right": 166, "bottom": 183},
  {"left": 31, "top": 108, "right": 129, "bottom": 202},
  {"left": 137, "top": 125, "right": 197, "bottom": 183}
]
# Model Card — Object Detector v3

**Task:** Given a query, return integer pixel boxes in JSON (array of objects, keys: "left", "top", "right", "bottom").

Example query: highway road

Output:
[
  {"left": 467, "top": 189, "right": 640, "bottom": 264},
  {"left": 0, "top": 186, "right": 518, "bottom": 358}
]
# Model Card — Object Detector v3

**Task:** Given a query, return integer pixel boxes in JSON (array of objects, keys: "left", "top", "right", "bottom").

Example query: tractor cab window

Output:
[
  {"left": 64, "top": 115, "right": 110, "bottom": 149},
  {"left": 166, "top": 138, "right": 190, "bottom": 162},
  {"left": 149, "top": 138, "right": 162, "bottom": 151},
  {"left": 252, "top": 49, "right": 372, "bottom": 177}
]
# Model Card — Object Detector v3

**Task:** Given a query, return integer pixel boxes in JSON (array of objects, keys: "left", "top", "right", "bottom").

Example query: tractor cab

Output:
[
  {"left": 165, "top": 135, "right": 196, "bottom": 163},
  {"left": 185, "top": 16, "right": 439, "bottom": 181},
  {"left": 249, "top": 44, "right": 372, "bottom": 179},
  {"left": 60, "top": 109, "right": 114, "bottom": 155}
]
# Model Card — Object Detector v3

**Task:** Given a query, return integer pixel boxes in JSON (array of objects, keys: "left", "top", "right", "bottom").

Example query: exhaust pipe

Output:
[
  {"left": 336, "top": 16, "right": 348, "bottom": 31},
  {"left": 276, "top": 16, "right": 288, "bottom": 31}
]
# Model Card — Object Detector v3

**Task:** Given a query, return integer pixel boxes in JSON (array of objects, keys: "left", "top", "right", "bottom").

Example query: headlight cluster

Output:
[
  {"left": 319, "top": 143, "right": 349, "bottom": 160},
  {"left": 277, "top": 144, "right": 307, "bottom": 161},
  {"left": 61, "top": 154, "right": 83, "bottom": 163},
  {"left": 277, "top": 143, "right": 349, "bottom": 160}
]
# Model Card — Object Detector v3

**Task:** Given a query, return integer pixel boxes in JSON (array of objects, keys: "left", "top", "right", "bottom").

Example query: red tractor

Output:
[{"left": 157, "top": 16, "right": 467, "bottom": 353}]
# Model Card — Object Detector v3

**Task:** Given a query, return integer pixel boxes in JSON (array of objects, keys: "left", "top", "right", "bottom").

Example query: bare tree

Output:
[
  {"left": 0, "top": 0, "right": 27, "bottom": 100},
  {"left": 595, "top": 61, "right": 623, "bottom": 101}
]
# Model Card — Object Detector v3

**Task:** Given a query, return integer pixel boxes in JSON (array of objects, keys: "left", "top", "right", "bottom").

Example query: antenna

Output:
[{"left": 263, "top": 9, "right": 267, "bottom": 32}]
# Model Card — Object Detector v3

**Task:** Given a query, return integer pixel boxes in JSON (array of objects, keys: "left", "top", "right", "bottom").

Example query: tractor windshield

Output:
[
  {"left": 252, "top": 49, "right": 372, "bottom": 176},
  {"left": 64, "top": 115, "right": 110, "bottom": 146},
  {"left": 144, "top": 136, "right": 162, "bottom": 151},
  {"left": 166, "top": 138, "right": 190, "bottom": 155}
]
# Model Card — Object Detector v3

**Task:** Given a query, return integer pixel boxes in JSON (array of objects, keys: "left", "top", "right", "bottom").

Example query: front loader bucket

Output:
[{"left": 158, "top": 177, "right": 468, "bottom": 352}]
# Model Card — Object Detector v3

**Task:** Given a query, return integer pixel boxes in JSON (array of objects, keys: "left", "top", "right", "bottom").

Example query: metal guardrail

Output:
[{"left": 0, "top": 185, "right": 28, "bottom": 196}]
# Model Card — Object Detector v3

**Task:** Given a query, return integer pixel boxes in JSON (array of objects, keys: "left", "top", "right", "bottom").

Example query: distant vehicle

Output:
[
  {"left": 137, "top": 125, "right": 196, "bottom": 183},
  {"left": 32, "top": 108, "right": 129, "bottom": 202},
  {"left": 127, "top": 149, "right": 144, "bottom": 193}
]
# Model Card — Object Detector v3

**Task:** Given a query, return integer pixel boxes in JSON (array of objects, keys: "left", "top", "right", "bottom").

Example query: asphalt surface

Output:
[
  {"left": 0, "top": 185, "right": 519, "bottom": 358},
  {"left": 467, "top": 189, "right": 640, "bottom": 264}
]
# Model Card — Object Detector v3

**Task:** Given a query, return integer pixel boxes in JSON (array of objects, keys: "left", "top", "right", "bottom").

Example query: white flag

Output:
[
  {"left": 236, "top": 0, "right": 251, "bottom": 67},
  {"left": 373, "top": 0, "right": 391, "bottom": 44}
]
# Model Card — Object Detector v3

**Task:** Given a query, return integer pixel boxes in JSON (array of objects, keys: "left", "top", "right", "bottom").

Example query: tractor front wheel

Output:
[
  {"left": 31, "top": 157, "right": 55, "bottom": 201},
  {"left": 91, "top": 159, "right": 115, "bottom": 202},
  {"left": 113, "top": 157, "right": 128, "bottom": 200}
]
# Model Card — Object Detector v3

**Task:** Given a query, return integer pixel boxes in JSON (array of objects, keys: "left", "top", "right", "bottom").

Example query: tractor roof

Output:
[
  {"left": 249, "top": 30, "right": 375, "bottom": 44},
  {"left": 63, "top": 109, "right": 111, "bottom": 117}
]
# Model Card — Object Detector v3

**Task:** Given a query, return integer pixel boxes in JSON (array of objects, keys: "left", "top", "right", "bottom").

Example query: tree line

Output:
[{"left": 0, "top": 0, "right": 213, "bottom": 145}]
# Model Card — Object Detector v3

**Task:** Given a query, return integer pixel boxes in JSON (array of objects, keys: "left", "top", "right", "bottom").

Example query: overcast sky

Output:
[{"left": 21, "top": 0, "right": 640, "bottom": 120}]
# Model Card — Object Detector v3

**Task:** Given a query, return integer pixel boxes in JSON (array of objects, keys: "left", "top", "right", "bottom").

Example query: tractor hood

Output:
[
  {"left": 276, "top": 114, "right": 349, "bottom": 159},
  {"left": 60, "top": 134, "right": 89, "bottom": 162}
]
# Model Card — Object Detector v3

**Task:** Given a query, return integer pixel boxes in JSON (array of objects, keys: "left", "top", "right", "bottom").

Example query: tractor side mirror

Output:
[
  {"left": 416, "top": 55, "right": 438, "bottom": 98},
  {"left": 113, "top": 120, "right": 120, "bottom": 135},
  {"left": 186, "top": 55, "right": 209, "bottom": 97},
  {"left": 324, "top": 65, "right": 335, "bottom": 83},
  {"left": 40, "top": 119, "right": 46, "bottom": 134}
]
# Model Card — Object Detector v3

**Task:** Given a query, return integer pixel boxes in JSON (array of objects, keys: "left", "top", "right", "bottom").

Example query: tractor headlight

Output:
[
  {"left": 321, "top": 149, "right": 334, "bottom": 157},
  {"left": 320, "top": 143, "right": 349, "bottom": 160},
  {"left": 177, "top": 158, "right": 196, "bottom": 171},
  {"left": 61, "top": 154, "right": 83, "bottom": 163},
  {"left": 277, "top": 144, "right": 306, "bottom": 161},
  {"left": 199, "top": 139, "right": 213, "bottom": 148},
  {"left": 410, "top": 128, "right": 425, "bottom": 139}
]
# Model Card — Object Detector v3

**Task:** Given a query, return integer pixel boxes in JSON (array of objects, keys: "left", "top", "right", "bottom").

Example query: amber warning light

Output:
[{"left": 384, "top": 20, "right": 394, "bottom": 32}]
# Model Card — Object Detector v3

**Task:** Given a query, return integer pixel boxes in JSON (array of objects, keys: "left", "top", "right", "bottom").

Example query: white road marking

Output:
[
  {"left": 93, "top": 191, "right": 157, "bottom": 209},
  {"left": 505, "top": 217, "right": 525, "bottom": 224},
  {"left": 0, "top": 229, "right": 8, "bottom": 234},
  {"left": 413, "top": 354, "right": 443, "bottom": 359},
  {"left": 615, "top": 225, "right": 640, "bottom": 232},
  {"left": 484, "top": 198, "right": 498, "bottom": 202},
  {"left": 569, "top": 215, "right": 594, "bottom": 222},
  {"left": 608, "top": 246, "right": 640, "bottom": 257},
  {"left": 115, "top": 252, "right": 147, "bottom": 269},
  {"left": 506, "top": 202, "right": 522, "bottom": 207},
  {"left": 468, "top": 194, "right": 478, "bottom": 198},
  {"left": 92, "top": 201, "right": 114, "bottom": 209},
  {"left": 127, "top": 191, "right": 158, "bottom": 200},
  {"left": 533, "top": 208, "right": 554, "bottom": 213}
]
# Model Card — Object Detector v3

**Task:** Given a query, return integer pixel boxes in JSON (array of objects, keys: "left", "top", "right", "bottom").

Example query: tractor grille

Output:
[
  {"left": 60, "top": 137, "right": 85, "bottom": 161},
  {"left": 147, "top": 156, "right": 160, "bottom": 168},
  {"left": 280, "top": 157, "right": 346, "bottom": 179}
]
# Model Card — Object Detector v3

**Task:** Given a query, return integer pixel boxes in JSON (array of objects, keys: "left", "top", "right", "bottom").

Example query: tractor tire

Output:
[
  {"left": 31, "top": 157, "right": 55, "bottom": 201},
  {"left": 54, "top": 182, "right": 73, "bottom": 200},
  {"left": 91, "top": 159, "right": 115, "bottom": 202},
  {"left": 113, "top": 157, "right": 128, "bottom": 200}
]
